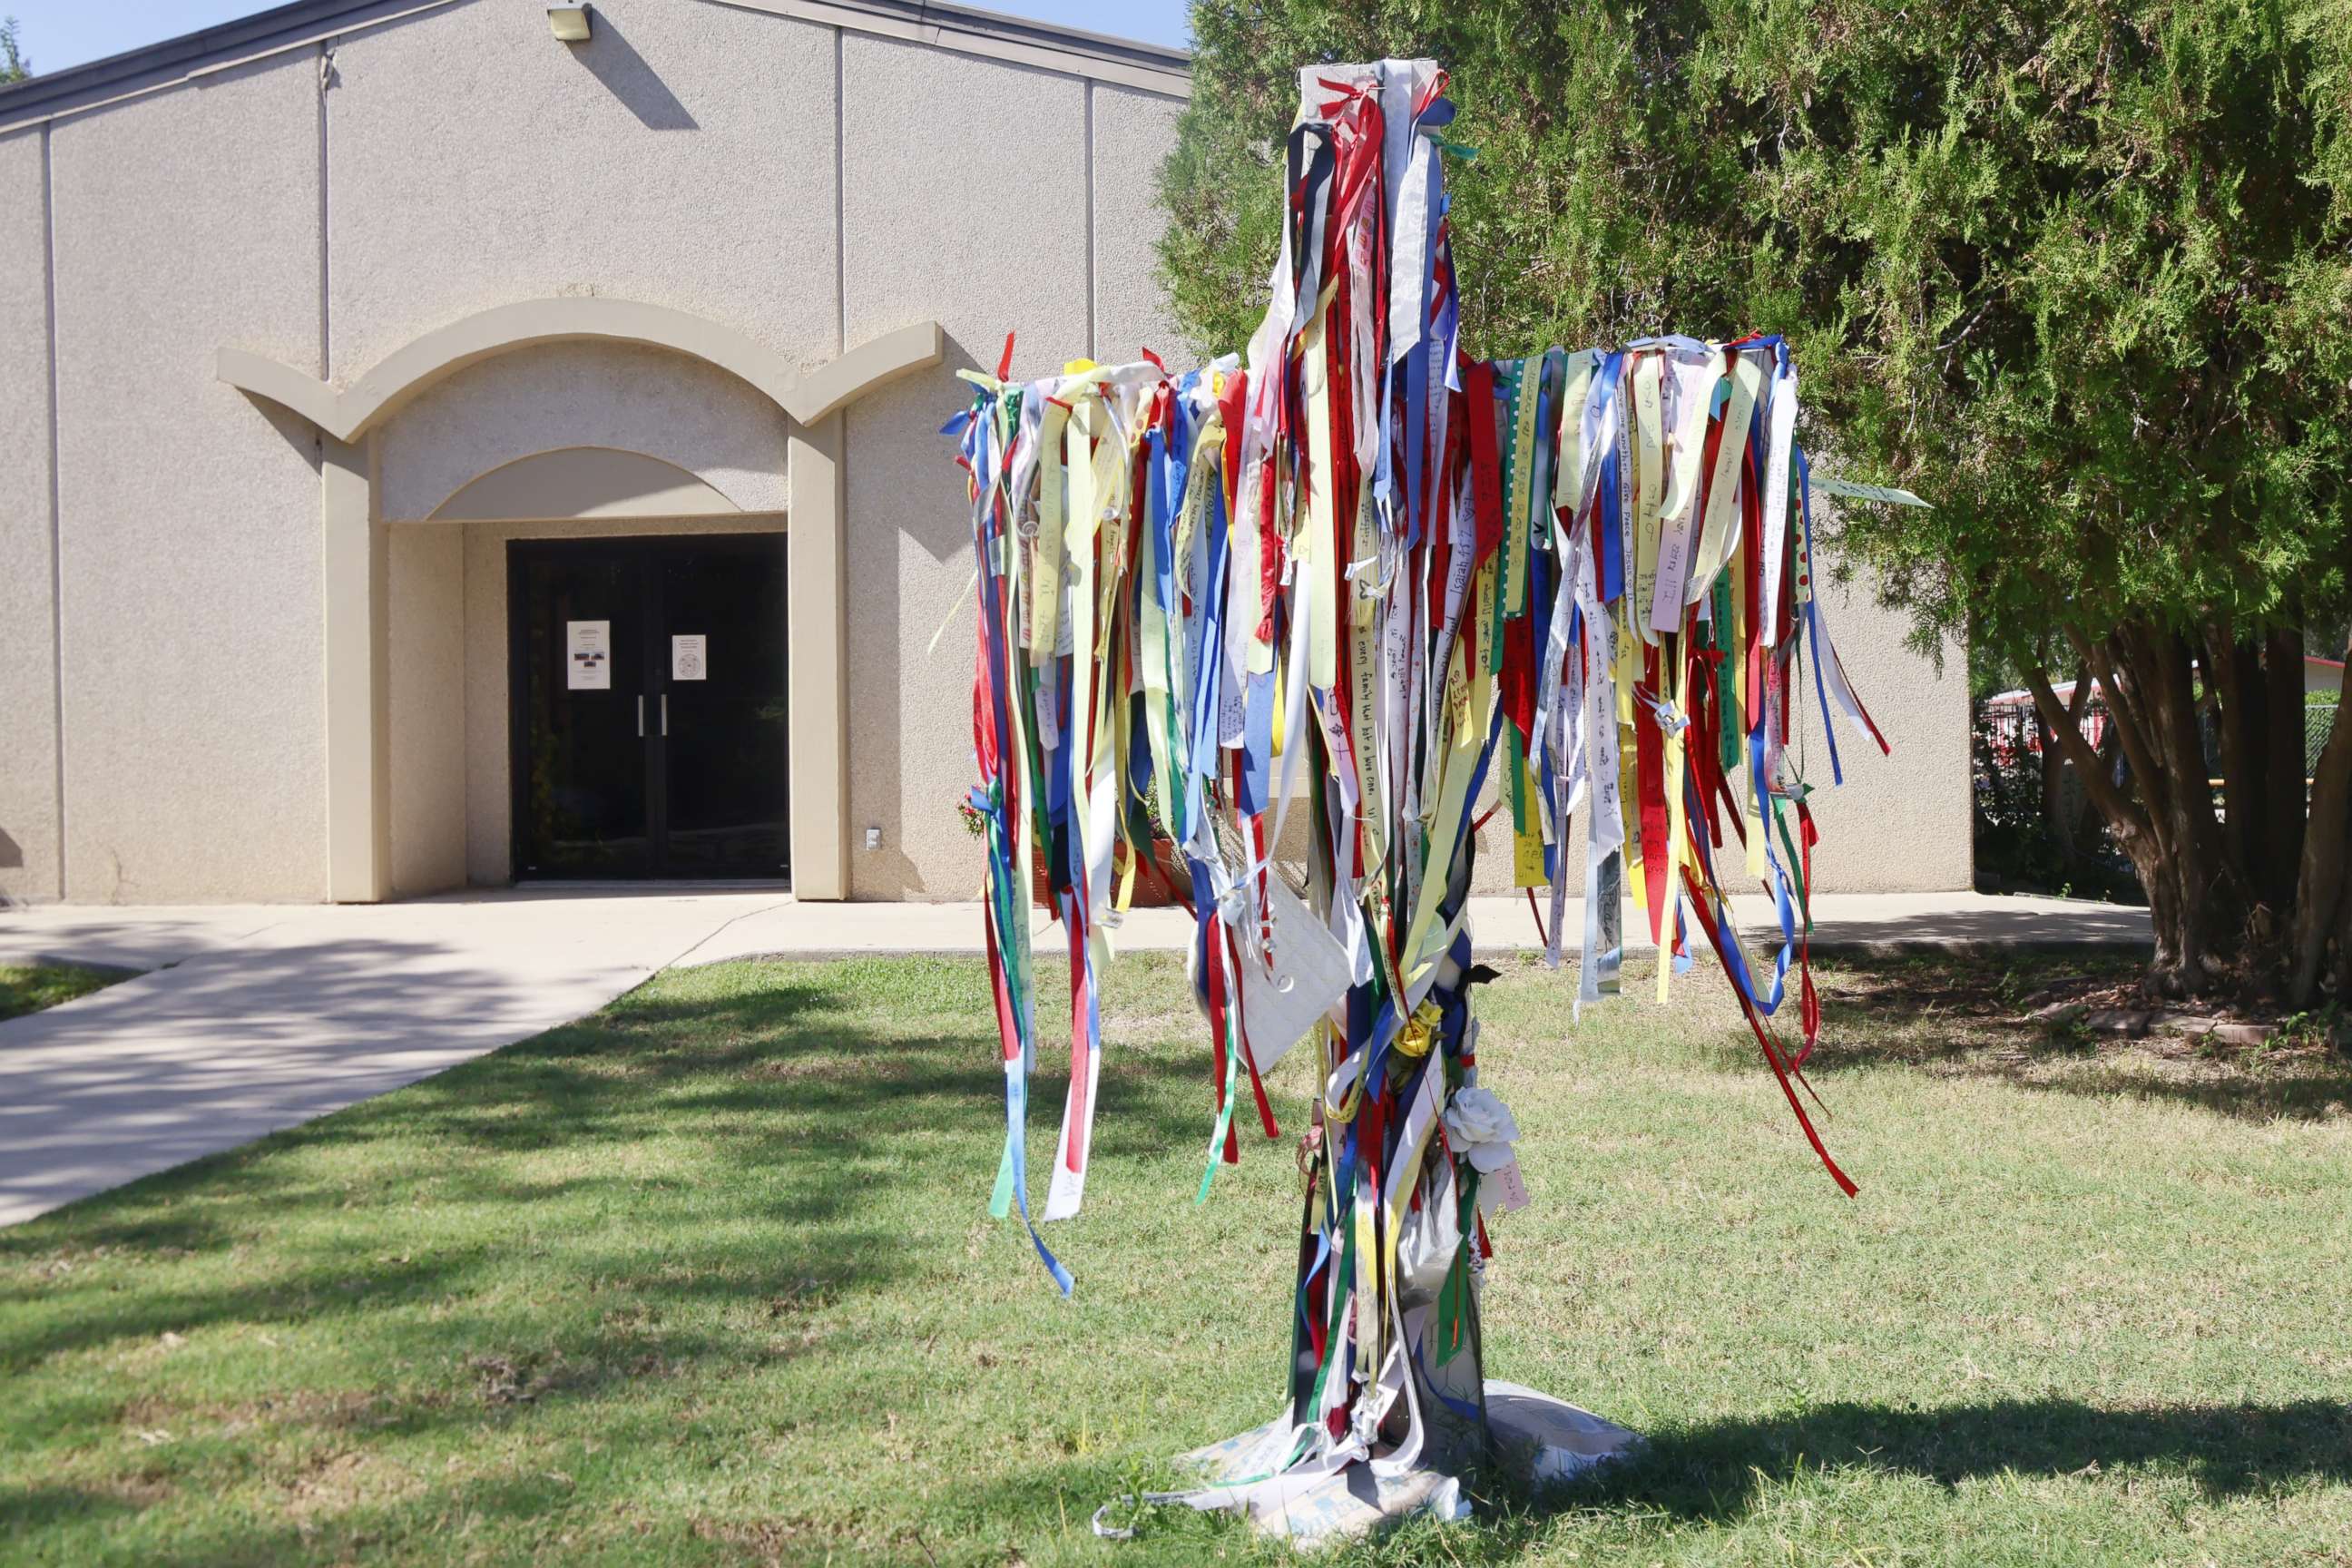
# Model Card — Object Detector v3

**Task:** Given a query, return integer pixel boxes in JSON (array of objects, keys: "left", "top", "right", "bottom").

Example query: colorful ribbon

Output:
[{"left": 946, "top": 53, "right": 1888, "bottom": 1488}]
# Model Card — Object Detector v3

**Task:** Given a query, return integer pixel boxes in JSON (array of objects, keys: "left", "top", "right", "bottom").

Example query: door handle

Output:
[
  {"left": 636, "top": 695, "right": 644, "bottom": 738},
  {"left": 660, "top": 693, "right": 669, "bottom": 736}
]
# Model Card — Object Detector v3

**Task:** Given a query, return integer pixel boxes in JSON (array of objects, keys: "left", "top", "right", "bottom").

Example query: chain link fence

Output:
[
  {"left": 1973, "top": 699, "right": 2140, "bottom": 899},
  {"left": 2305, "top": 699, "right": 2341, "bottom": 778},
  {"left": 1973, "top": 691, "right": 2339, "bottom": 900}
]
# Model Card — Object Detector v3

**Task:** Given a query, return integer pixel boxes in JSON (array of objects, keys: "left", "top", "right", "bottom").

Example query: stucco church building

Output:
[{"left": 0, "top": 0, "right": 1968, "bottom": 906}]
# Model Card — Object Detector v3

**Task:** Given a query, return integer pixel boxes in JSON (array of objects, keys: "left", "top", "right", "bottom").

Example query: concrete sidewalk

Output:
[
  {"left": 674, "top": 889, "right": 2152, "bottom": 965},
  {"left": 0, "top": 890, "right": 790, "bottom": 1225},
  {"left": 1, "top": 887, "right": 2147, "bottom": 1227}
]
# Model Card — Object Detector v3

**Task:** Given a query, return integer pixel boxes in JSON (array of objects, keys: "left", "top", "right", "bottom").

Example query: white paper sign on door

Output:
[
  {"left": 671, "top": 634, "right": 707, "bottom": 681},
  {"left": 566, "top": 621, "right": 611, "bottom": 691}
]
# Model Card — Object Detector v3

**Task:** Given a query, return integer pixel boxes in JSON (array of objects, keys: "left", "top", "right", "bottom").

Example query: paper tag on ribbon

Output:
[
  {"left": 1513, "top": 828, "right": 1547, "bottom": 889},
  {"left": 1482, "top": 1156, "right": 1530, "bottom": 1217},
  {"left": 1238, "top": 877, "right": 1351, "bottom": 1073}
]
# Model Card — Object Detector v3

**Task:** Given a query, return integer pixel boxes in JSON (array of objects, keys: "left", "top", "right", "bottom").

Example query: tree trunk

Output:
[
  {"left": 2338, "top": 860, "right": 2352, "bottom": 1011},
  {"left": 2081, "top": 710, "right": 2123, "bottom": 855},
  {"left": 2033, "top": 620, "right": 2308, "bottom": 1002},
  {"left": 2288, "top": 649, "right": 2352, "bottom": 1007},
  {"left": 2038, "top": 710, "right": 2067, "bottom": 856},
  {"left": 2024, "top": 659, "right": 2174, "bottom": 967},
  {"left": 2207, "top": 626, "right": 2264, "bottom": 906},
  {"left": 2260, "top": 626, "right": 2308, "bottom": 914},
  {"left": 2039, "top": 670, "right": 2089, "bottom": 860},
  {"left": 2034, "top": 619, "right": 2342, "bottom": 1006},
  {"left": 2113, "top": 623, "right": 2248, "bottom": 992}
]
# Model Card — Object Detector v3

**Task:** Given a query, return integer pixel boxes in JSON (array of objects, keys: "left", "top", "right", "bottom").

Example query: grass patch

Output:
[
  {"left": 2, "top": 950, "right": 2347, "bottom": 1565},
  {"left": 0, "top": 962, "right": 132, "bottom": 1022}
]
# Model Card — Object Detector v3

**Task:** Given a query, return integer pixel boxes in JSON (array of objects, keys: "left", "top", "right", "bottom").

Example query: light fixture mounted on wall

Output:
[{"left": 547, "top": 4, "right": 592, "bottom": 43}]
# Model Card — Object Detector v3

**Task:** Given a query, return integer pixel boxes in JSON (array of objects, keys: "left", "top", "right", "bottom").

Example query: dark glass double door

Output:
[{"left": 511, "top": 534, "right": 788, "bottom": 880}]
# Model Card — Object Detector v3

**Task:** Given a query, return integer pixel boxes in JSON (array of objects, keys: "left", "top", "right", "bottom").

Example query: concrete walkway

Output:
[
  {"left": 676, "top": 889, "right": 2153, "bottom": 964},
  {"left": 0, "top": 887, "right": 2147, "bottom": 1227},
  {"left": 0, "top": 890, "right": 790, "bottom": 1226}
]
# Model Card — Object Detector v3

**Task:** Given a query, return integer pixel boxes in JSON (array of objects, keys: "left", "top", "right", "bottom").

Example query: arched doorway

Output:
[{"left": 219, "top": 299, "right": 942, "bottom": 901}]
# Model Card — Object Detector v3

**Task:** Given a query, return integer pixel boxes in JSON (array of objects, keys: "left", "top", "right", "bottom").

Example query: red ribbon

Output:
[{"left": 1680, "top": 866, "right": 1857, "bottom": 1198}]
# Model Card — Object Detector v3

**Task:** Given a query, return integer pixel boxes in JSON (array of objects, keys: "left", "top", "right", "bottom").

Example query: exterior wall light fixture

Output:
[{"left": 547, "top": 4, "right": 592, "bottom": 43}]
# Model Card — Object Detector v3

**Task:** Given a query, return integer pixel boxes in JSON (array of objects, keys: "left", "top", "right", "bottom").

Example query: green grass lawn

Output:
[
  {"left": 0, "top": 962, "right": 131, "bottom": 1022},
  {"left": 3, "top": 949, "right": 2348, "bottom": 1566}
]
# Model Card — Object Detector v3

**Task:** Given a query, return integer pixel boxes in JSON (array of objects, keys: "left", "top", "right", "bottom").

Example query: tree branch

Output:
[
  {"left": 2066, "top": 670, "right": 2093, "bottom": 724},
  {"left": 2066, "top": 624, "right": 2166, "bottom": 822},
  {"left": 2135, "top": 623, "right": 2246, "bottom": 919},
  {"left": 2025, "top": 661, "right": 2149, "bottom": 843}
]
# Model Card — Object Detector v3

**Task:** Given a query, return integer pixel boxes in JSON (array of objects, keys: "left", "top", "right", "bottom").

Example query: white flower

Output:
[
  {"left": 1465, "top": 1141, "right": 1518, "bottom": 1174},
  {"left": 1443, "top": 1086, "right": 1520, "bottom": 1160}
]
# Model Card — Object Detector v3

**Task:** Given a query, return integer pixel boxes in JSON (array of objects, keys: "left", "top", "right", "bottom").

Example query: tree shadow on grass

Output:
[
  {"left": 1578, "top": 1395, "right": 2352, "bottom": 1513},
  {"left": 1779, "top": 951, "right": 2352, "bottom": 1123},
  {"left": 0, "top": 956, "right": 1215, "bottom": 1371},
  {"left": 0, "top": 1469, "right": 655, "bottom": 1568},
  {"left": 0, "top": 956, "right": 1240, "bottom": 1562},
  {"left": 944, "top": 1395, "right": 2352, "bottom": 1562},
  {"left": 1455, "top": 1396, "right": 2352, "bottom": 1560}
]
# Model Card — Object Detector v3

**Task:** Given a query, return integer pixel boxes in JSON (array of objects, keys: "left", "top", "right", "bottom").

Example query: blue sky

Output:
[{"left": 4, "top": 0, "right": 1191, "bottom": 75}]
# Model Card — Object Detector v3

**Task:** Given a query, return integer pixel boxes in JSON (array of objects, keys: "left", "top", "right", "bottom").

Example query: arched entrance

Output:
[{"left": 219, "top": 299, "right": 943, "bottom": 901}]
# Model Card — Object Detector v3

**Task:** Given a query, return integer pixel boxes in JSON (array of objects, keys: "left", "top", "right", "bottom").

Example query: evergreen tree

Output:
[
  {"left": 1161, "top": 0, "right": 2352, "bottom": 1003},
  {"left": 0, "top": 18, "right": 29, "bottom": 86}
]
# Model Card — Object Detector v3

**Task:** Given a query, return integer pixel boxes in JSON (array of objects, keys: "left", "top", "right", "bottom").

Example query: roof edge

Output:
[
  {"left": 0, "top": 0, "right": 445, "bottom": 129},
  {"left": 0, "top": 0, "right": 1190, "bottom": 132},
  {"left": 793, "top": 0, "right": 1186, "bottom": 74},
  {"left": 698, "top": 0, "right": 1185, "bottom": 94}
]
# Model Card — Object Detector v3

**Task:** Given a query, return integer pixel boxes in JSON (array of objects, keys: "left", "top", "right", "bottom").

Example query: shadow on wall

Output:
[
  {"left": 566, "top": 11, "right": 697, "bottom": 131},
  {"left": 846, "top": 333, "right": 993, "bottom": 899}
]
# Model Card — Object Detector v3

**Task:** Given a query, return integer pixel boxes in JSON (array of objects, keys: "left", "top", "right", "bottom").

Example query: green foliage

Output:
[
  {"left": 2273, "top": 998, "right": 2347, "bottom": 1051},
  {"left": 0, "top": 17, "right": 28, "bottom": 86},
  {"left": 1161, "top": 0, "right": 2352, "bottom": 661}
]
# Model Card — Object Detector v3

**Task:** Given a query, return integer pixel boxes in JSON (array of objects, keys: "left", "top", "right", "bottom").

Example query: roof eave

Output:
[{"left": 0, "top": 0, "right": 1191, "bottom": 133}]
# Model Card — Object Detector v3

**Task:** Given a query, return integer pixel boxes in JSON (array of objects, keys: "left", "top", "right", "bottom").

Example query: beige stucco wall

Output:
[
  {"left": 839, "top": 38, "right": 1162, "bottom": 897},
  {"left": 377, "top": 341, "right": 790, "bottom": 522},
  {"left": 387, "top": 523, "right": 466, "bottom": 895},
  {"left": 322, "top": 0, "right": 840, "bottom": 387},
  {"left": 3, "top": 0, "right": 1969, "bottom": 905},
  {"left": 0, "top": 130, "right": 59, "bottom": 903},
  {"left": 335, "top": 5, "right": 1183, "bottom": 903},
  {"left": 1791, "top": 564, "right": 1972, "bottom": 891},
  {"left": 1093, "top": 85, "right": 1193, "bottom": 375},
  {"left": 47, "top": 56, "right": 327, "bottom": 903}
]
